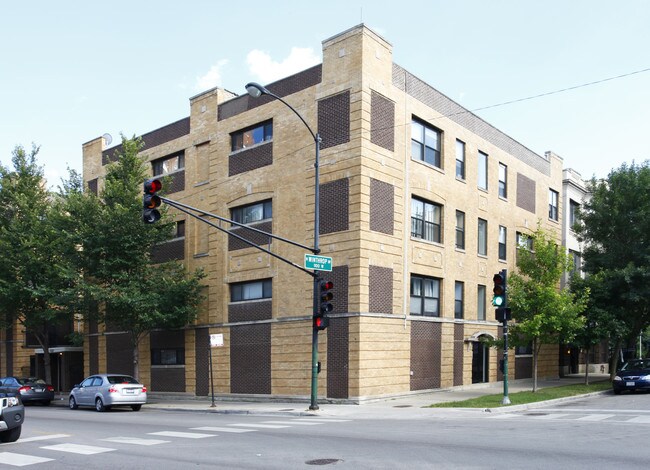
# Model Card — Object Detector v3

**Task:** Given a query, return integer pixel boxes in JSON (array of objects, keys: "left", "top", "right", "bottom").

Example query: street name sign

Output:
[{"left": 304, "top": 254, "right": 333, "bottom": 271}]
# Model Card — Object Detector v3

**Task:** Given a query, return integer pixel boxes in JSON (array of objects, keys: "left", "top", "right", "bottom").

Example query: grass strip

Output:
[{"left": 427, "top": 380, "right": 611, "bottom": 408}]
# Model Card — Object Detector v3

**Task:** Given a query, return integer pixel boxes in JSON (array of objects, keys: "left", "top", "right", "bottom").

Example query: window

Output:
[
  {"left": 569, "top": 199, "right": 580, "bottom": 227},
  {"left": 454, "top": 281, "right": 464, "bottom": 319},
  {"left": 477, "top": 285, "right": 486, "bottom": 321},
  {"left": 231, "top": 121, "right": 273, "bottom": 151},
  {"left": 455, "top": 210, "right": 465, "bottom": 250},
  {"left": 477, "top": 218, "right": 487, "bottom": 256},
  {"left": 410, "top": 275, "right": 440, "bottom": 317},
  {"left": 549, "top": 189, "right": 559, "bottom": 221},
  {"left": 569, "top": 249, "right": 581, "bottom": 276},
  {"left": 230, "top": 279, "right": 272, "bottom": 302},
  {"left": 516, "top": 232, "right": 534, "bottom": 251},
  {"left": 411, "top": 197, "right": 442, "bottom": 243},
  {"left": 173, "top": 220, "right": 185, "bottom": 239},
  {"left": 151, "top": 348, "right": 185, "bottom": 365},
  {"left": 231, "top": 200, "right": 272, "bottom": 224},
  {"left": 478, "top": 151, "right": 488, "bottom": 190},
  {"left": 411, "top": 119, "right": 442, "bottom": 168},
  {"left": 152, "top": 152, "right": 184, "bottom": 176},
  {"left": 498, "top": 225, "right": 507, "bottom": 260},
  {"left": 515, "top": 343, "right": 533, "bottom": 355},
  {"left": 498, "top": 163, "right": 507, "bottom": 198},
  {"left": 455, "top": 139, "right": 466, "bottom": 179}
]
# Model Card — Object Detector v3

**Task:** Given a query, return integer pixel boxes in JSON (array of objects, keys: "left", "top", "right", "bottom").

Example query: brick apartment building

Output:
[{"left": 16, "top": 24, "right": 567, "bottom": 400}]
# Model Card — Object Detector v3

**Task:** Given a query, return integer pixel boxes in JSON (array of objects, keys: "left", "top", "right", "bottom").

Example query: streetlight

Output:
[{"left": 245, "top": 82, "right": 323, "bottom": 410}]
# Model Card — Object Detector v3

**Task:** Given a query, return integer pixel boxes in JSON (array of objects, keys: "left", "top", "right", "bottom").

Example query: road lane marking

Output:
[
  {"left": 191, "top": 427, "right": 255, "bottom": 433},
  {"left": 101, "top": 436, "right": 170, "bottom": 446},
  {"left": 41, "top": 443, "right": 114, "bottom": 455},
  {"left": 148, "top": 431, "right": 215, "bottom": 439},
  {"left": 0, "top": 452, "right": 53, "bottom": 466}
]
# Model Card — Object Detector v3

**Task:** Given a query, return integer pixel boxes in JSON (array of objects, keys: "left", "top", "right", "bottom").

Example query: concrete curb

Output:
[{"left": 480, "top": 390, "right": 612, "bottom": 414}]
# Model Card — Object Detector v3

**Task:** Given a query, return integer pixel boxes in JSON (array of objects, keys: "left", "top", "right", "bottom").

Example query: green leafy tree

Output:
[
  {"left": 0, "top": 145, "right": 80, "bottom": 385},
  {"left": 65, "top": 136, "right": 205, "bottom": 380},
  {"left": 575, "top": 162, "right": 650, "bottom": 374},
  {"left": 507, "top": 227, "right": 587, "bottom": 391}
]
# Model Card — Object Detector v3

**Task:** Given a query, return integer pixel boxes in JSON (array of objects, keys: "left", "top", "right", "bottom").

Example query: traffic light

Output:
[
  {"left": 314, "top": 280, "right": 334, "bottom": 331},
  {"left": 492, "top": 270, "right": 507, "bottom": 307},
  {"left": 143, "top": 178, "right": 162, "bottom": 224}
]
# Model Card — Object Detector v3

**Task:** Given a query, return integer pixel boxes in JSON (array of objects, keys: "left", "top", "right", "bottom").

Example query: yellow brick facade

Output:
[{"left": 73, "top": 24, "right": 566, "bottom": 401}]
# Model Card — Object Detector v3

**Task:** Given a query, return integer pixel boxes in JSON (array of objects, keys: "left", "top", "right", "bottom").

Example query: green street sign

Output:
[{"left": 304, "top": 254, "right": 333, "bottom": 272}]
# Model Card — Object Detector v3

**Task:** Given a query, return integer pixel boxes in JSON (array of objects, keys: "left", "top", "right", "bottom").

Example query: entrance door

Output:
[{"left": 472, "top": 339, "right": 490, "bottom": 384}]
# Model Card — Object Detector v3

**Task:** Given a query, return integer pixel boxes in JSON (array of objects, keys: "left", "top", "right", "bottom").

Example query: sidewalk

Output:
[{"left": 52, "top": 374, "right": 611, "bottom": 419}]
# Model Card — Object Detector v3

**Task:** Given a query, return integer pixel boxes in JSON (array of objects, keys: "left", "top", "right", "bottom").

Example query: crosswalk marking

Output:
[
  {"left": 229, "top": 423, "right": 289, "bottom": 429},
  {"left": 0, "top": 452, "right": 53, "bottom": 466},
  {"left": 40, "top": 443, "right": 114, "bottom": 455},
  {"left": 148, "top": 431, "right": 215, "bottom": 439},
  {"left": 627, "top": 416, "right": 650, "bottom": 423},
  {"left": 576, "top": 414, "right": 615, "bottom": 421},
  {"left": 191, "top": 426, "right": 255, "bottom": 433},
  {"left": 263, "top": 420, "right": 322, "bottom": 426},
  {"left": 9, "top": 434, "right": 70, "bottom": 444},
  {"left": 296, "top": 418, "right": 351, "bottom": 423},
  {"left": 101, "top": 436, "right": 170, "bottom": 446}
]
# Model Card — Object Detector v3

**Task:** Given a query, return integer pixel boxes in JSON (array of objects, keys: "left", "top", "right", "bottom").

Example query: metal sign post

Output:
[{"left": 209, "top": 334, "right": 224, "bottom": 408}]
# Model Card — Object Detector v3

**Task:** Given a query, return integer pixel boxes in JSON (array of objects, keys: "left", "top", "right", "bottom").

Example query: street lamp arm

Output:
[{"left": 245, "top": 82, "right": 318, "bottom": 143}]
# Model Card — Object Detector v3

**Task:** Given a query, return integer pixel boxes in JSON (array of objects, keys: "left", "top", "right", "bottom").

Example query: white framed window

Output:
[
  {"left": 411, "top": 119, "right": 442, "bottom": 168},
  {"left": 478, "top": 151, "right": 488, "bottom": 190},
  {"left": 410, "top": 275, "right": 440, "bottom": 317}
]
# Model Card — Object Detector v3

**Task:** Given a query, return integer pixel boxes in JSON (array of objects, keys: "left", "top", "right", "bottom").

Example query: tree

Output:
[
  {"left": 507, "top": 227, "right": 587, "bottom": 391},
  {"left": 0, "top": 145, "right": 80, "bottom": 385},
  {"left": 574, "top": 162, "right": 650, "bottom": 375},
  {"left": 66, "top": 136, "right": 205, "bottom": 380}
]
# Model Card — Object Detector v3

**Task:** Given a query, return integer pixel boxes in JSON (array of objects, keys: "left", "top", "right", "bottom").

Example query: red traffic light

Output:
[
  {"left": 492, "top": 273, "right": 505, "bottom": 295},
  {"left": 143, "top": 178, "right": 163, "bottom": 224},
  {"left": 144, "top": 178, "right": 162, "bottom": 194}
]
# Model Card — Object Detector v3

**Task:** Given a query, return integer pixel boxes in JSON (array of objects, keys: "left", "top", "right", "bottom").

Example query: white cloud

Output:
[
  {"left": 195, "top": 59, "right": 229, "bottom": 91},
  {"left": 246, "top": 47, "right": 320, "bottom": 83}
]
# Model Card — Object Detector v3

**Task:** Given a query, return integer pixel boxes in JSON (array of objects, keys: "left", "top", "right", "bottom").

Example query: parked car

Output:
[
  {"left": 0, "top": 393, "right": 24, "bottom": 442},
  {"left": 612, "top": 359, "right": 650, "bottom": 394},
  {"left": 69, "top": 374, "right": 147, "bottom": 412},
  {"left": 0, "top": 377, "right": 55, "bottom": 405}
]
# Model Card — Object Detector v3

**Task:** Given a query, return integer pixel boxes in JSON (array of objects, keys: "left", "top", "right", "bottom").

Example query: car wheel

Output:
[
  {"left": 131, "top": 404, "right": 142, "bottom": 411},
  {"left": 0, "top": 425, "right": 22, "bottom": 443},
  {"left": 95, "top": 397, "right": 106, "bottom": 412},
  {"left": 613, "top": 389, "right": 622, "bottom": 395},
  {"left": 69, "top": 396, "right": 78, "bottom": 410}
]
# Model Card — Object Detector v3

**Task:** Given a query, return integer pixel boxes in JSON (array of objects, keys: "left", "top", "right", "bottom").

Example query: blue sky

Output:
[{"left": 2, "top": 0, "right": 649, "bottom": 187}]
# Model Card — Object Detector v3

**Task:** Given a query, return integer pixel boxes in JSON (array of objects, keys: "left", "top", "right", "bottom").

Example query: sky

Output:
[{"left": 2, "top": 1, "right": 649, "bottom": 187}]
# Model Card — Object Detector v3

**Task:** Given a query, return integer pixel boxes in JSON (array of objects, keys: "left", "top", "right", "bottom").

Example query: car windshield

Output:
[
  {"left": 107, "top": 376, "right": 139, "bottom": 385},
  {"left": 621, "top": 360, "right": 650, "bottom": 371}
]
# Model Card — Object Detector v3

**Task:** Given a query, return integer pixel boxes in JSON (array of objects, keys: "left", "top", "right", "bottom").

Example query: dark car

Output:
[
  {"left": 0, "top": 377, "right": 55, "bottom": 405},
  {"left": 0, "top": 393, "right": 24, "bottom": 442},
  {"left": 612, "top": 359, "right": 650, "bottom": 394}
]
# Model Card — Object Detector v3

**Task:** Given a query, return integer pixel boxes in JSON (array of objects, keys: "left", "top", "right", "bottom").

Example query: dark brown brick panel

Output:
[
  {"left": 516, "top": 173, "right": 536, "bottom": 213},
  {"left": 106, "top": 333, "right": 132, "bottom": 374},
  {"left": 228, "top": 221, "right": 273, "bottom": 251},
  {"left": 102, "top": 117, "right": 190, "bottom": 165},
  {"left": 230, "top": 323, "right": 271, "bottom": 394},
  {"left": 229, "top": 142, "right": 273, "bottom": 176},
  {"left": 228, "top": 300, "right": 273, "bottom": 323},
  {"left": 369, "top": 265, "right": 393, "bottom": 314},
  {"left": 370, "top": 90, "right": 395, "bottom": 151},
  {"left": 326, "top": 265, "right": 349, "bottom": 399},
  {"left": 218, "top": 65, "right": 322, "bottom": 121},
  {"left": 320, "top": 178, "right": 349, "bottom": 234},
  {"left": 453, "top": 324, "right": 464, "bottom": 386},
  {"left": 369, "top": 178, "right": 394, "bottom": 234},
  {"left": 318, "top": 91, "right": 350, "bottom": 149},
  {"left": 410, "top": 321, "right": 442, "bottom": 390},
  {"left": 195, "top": 328, "right": 210, "bottom": 396}
]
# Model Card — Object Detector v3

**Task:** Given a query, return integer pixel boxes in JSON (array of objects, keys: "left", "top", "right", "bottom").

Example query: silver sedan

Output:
[{"left": 69, "top": 374, "right": 147, "bottom": 412}]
